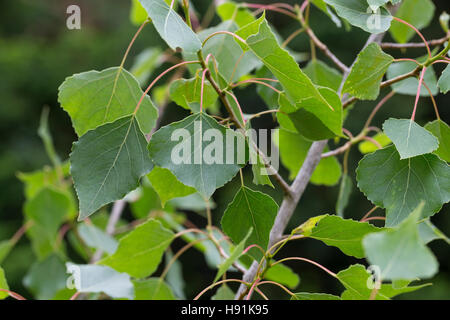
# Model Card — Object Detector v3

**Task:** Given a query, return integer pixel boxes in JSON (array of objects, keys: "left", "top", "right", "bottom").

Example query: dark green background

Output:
[{"left": 0, "top": 0, "right": 448, "bottom": 299}]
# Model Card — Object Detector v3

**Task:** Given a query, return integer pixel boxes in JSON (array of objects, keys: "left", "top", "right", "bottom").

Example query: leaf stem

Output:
[
  {"left": 393, "top": 17, "right": 432, "bottom": 58},
  {"left": 194, "top": 279, "right": 250, "bottom": 300}
]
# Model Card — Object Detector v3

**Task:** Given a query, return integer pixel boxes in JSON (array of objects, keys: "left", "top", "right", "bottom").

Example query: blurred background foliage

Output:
[{"left": 0, "top": 0, "right": 449, "bottom": 299}]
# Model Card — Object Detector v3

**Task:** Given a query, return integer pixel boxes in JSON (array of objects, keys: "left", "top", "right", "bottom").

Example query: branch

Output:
[
  {"left": 235, "top": 29, "right": 390, "bottom": 299},
  {"left": 381, "top": 34, "right": 449, "bottom": 49}
]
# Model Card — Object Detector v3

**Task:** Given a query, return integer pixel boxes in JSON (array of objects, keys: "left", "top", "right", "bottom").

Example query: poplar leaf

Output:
[
  {"left": 343, "top": 43, "right": 393, "bottom": 100},
  {"left": 324, "top": 0, "right": 393, "bottom": 33},
  {"left": 424, "top": 120, "right": 450, "bottom": 162},
  {"left": 100, "top": 219, "right": 174, "bottom": 278},
  {"left": 356, "top": 146, "right": 450, "bottom": 226},
  {"left": 138, "top": 0, "right": 202, "bottom": 53},
  {"left": 0, "top": 267, "right": 9, "bottom": 300},
  {"left": 149, "top": 113, "right": 246, "bottom": 198},
  {"left": 133, "top": 278, "right": 176, "bottom": 300},
  {"left": 438, "top": 64, "right": 450, "bottom": 94},
  {"left": 58, "top": 67, "right": 158, "bottom": 136},
  {"left": 363, "top": 203, "right": 439, "bottom": 280},
  {"left": 70, "top": 116, "right": 153, "bottom": 220},
  {"left": 221, "top": 187, "right": 278, "bottom": 251},
  {"left": 383, "top": 118, "right": 439, "bottom": 159}
]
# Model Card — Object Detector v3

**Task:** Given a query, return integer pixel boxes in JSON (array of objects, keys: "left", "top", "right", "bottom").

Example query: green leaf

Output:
[
  {"left": 138, "top": 0, "right": 202, "bottom": 53},
  {"left": 130, "top": 0, "right": 148, "bottom": 25},
  {"left": 300, "top": 215, "right": 383, "bottom": 258},
  {"left": 336, "top": 174, "right": 353, "bottom": 217},
  {"left": 274, "top": 129, "right": 342, "bottom": 185},
  {"left": 383, "top": 118, "right": 439, "bottom": 159},
  {"left": 324, "top": 0, "right": 393, "bottom": 33},
  {"left": 237, "top": 17, "right": 335, "bottom": 116},
  {"left": 367, "top": 0, "right": 402, "bottom": 9},
  {"left": 149, "top": 113, "right": 246, "bottom": 198},
  {"left": 58, "top": 67, "right": 158, "bottom": 136},
  {"left": 23, "top": 255, "right": 68, "bottom": 300},
  {"left": 358, "top": 132, "right": 391, "bottom": 154},
  {"left": 390, "top": 0, "right": 435, "bottom": 44},
  {"left": 214, "top": 228, "right": 253, "bottom": 282},
  {"left": 70, "top": 116, "right": 153, "bottom": 220},
  {"left": 251, "top": 152, "right": 274, "bottom": 188},
  {"left": 217, "top": 1, "right": 255, "bottom": 27},
  {"left": 212, "top": 284, "right": 235, "bottom": 300},
  {"left": 278, "top": 89, "right": 343, "bottom": 141},
  {"left": 133, "top": 278, "right": 176, "bottom": 300},
  {"left": 356, "top": 146, "right": 450, "bottom": 226},
  {"left": 343, "top": 43, "right": 393, "bottom": 100},
  {"left": 17, "top": 162, "right": 71, "bottom": 199},
  {"left": 147, "top": 167, "right": 196, "bottom": 207},
  {"left": 291, "top": 292, "right": 341, "bottom": 300},
  {"left": 438, "top": 64, "right": 450, "bottom": 94},
  {"left": 130, "top": 182, "right": 162, "bottom": 219},
  {"left": 387, "top": 61, "right": 438, "bottom": 96},
  {"left": 265, "top": 263, "right": 300, "bottom": 289},
  {"left": 185, "top": 21, "right": 260, "bottom": 82},
  {"left": 337, "top": 264, "right": 429, "bottom": 300},
  {"left": 169, "top": 75, "right": 218, "bottom": 112},
  {"left": 221, "top": 187, "right": 278, "bottom": 251},
  {"left": 425, "top": 120, "right": 450, "bottom": 162},
  {"left": 303, "top": 59, "right": 343, "bottom": 92},
  {"left": 310, "top": 0, "right": 343, "bottom": 27},
  {"left": 100, "top": 219, "right": 174, "bottom": 278},
  {"left": 165, "top": 251, "right": 185, "bottom": 299},
  {"left": 0, "top": 267, "right": 9, "bottom": 300},
  {"left": 0, "top": 241, "right": 13, "bottom": 264},
  {"left": 78, "top": 223, "right": 118, "bottom": 254},
  {"left": 130, "top": 47, "right": 163, "bottom": 85},
  {"left": 363, "top": 203, "right": 439, "bottom": 280},
  {"left": 66, "top": 262, "right": 134, "bottom": 299},
  {"left": 24, "top": 187, "right": 72, "bottom": 259},
  {"left": 418, "top": 219, "right": 450, "bottom": 245}
]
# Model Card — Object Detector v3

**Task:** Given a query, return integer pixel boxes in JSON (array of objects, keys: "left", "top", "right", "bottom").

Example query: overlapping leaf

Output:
[
  {"left": 149, "top": 113, "right": 246, "bottom": 198},
  {"left": 424, "top": 120, "right": 450, "bottom": 162},
  {"left": 383, "top": 118, "right": 439, "bottom": 159},
  {"left": 58, "top": 67, "right": 158, "bottom": 136},
  {"left": 100, "top": 219, "right": 174, "bottom": 278},
  {"left": 356, "top": 146, "right": 450, "bottom": 226}
]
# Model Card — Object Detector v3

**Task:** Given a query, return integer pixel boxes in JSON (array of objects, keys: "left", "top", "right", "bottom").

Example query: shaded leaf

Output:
[
  {"left": 78, "top": 223, "right": 118, "bottom": 254},
  {"left": 23, "top": 255, "right": 67, "bottom": 300},
  {"left": 147, "top": 167, "right": 196, "bottom": 207},
  {"left": 265, "top": 263, "right": 300, "bottom": 289},
  {"left": 387, "top": 61, "right": 438, "bottom": 96},
  {"left": 221, "top": 187, "right": 278, "bottom": 251},
  {"left": 336, "top": 174, "right": 353, "bottom": 217},
  {"left": 274, "top": 129, "right": 342, "bottom": 185},
  {"left": 358, "top": 132, "right": 391, "bottom": 154},
  {"left": 71, "top": 116, "right": 153, "bottom": 220},
  {"left": 100, "top": 219, "right": 174, "bottom": 278},
  {"left": 363, "top": 204, "right": 439, "bottom": 280},
  {"left": 425, "top": 120, "right": 450, "bottom": 162},
  {"left": 212, "top": 284, "right": 235, "bottom": 300},
  {"left": 66, "top": 262, "right": 134, "bottom": 299},
  {"left": 0, "top": 267, "right": 9, "bottom": 300},
  {"left": 303, "top": 59, "right": 343, "bottom": 92},
  {"left": 292, "top": 292, "right": 341, "bottom": 300},
  {"left": 390, "top": 0, "right": 435, "bottom": 44},
  {"left": 133, "top": 278, "right": 176, "bottom": 300},
  {"left": 338, "top": 264, "right": 429, "bottom": 300},
  {"left": 356, "top": 146, "right": 450, "bottom": 226},
  {"left": 438, "top": 64, "right": 450, "bottom": 94},
  {"left": 217, "top": 2, "right": 255, "bottom": 27},
  {"left": 169, "top": 75, "right": 218, "bottom": 112}
]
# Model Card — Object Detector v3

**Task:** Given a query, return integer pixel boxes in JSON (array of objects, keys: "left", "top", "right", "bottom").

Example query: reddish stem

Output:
[
  {"left": 246, "top": 279, "right": 260, "bottom": 300},
  {"left": 411, "top": 67, "right": 426, "bottom": 121},
  {"left": 361, "top": 216, "right": 386, "bottom": 223},
  {"left": 360, "top": 206, "right": 378, "bottom": 221},
  {"left": 224, "top": 91, "right": 246, "bottom": 125},
  {"left": 245, "top": 3, "right": 298, "bottom": 19},
  {"left": 272, "top": 257, "right": 337, "bottom": 278},
  {"left": 232, "top": 79, "right": 282, "bottom": 94},
  {"left": 364, "top": 91, "right": 396, "bottom": 129},
  {"left": 0, "top": 288, "right": 26, "bottom": 300},
  {"left": 70, "top": 291, "right": 81, "bottom": 300},
  {"left": 393, "top": 17, "right": 432, "bottom": 58},
  {"left": 134, "top": 60, "right": 199, "bottom": 114}
]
